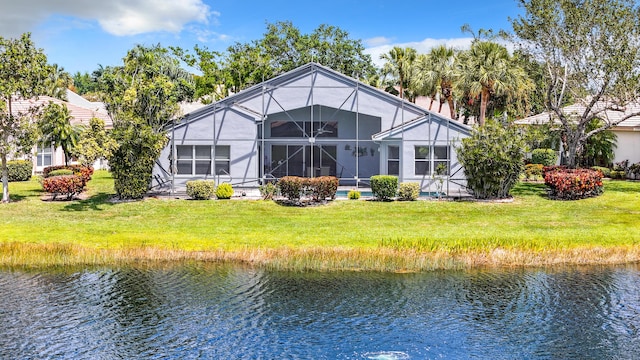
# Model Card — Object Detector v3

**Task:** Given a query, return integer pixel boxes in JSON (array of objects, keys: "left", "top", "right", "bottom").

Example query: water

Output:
[{"left": 1, "top": 263, "right": 639, "bottom": 359}]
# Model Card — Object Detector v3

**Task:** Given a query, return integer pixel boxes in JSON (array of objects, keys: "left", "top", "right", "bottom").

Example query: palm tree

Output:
[
  {"left": 416, "top": 45, "right": 458, "bottom": 118},
  {"left": 45, "top": 64, "right": 73, "bottom": 100},
  {"left": 457, "top": 41, "right": 532, "bottom": 126},
  {"left": 39, "top": 102, "right": 81, "bottom": 166},
  {"left": 380, "top": 47, "right": 417, "bottom": 100}
]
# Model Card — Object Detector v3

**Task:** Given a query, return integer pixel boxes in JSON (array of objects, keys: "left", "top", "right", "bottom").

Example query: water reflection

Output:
[{"left": 0, "top": 263, "right": 639, "bottom": 359}]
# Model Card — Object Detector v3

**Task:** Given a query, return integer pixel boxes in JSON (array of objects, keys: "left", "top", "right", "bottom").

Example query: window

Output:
[
  {"left": 414, "top": 146, "right": 430, "bottom": 175},
  {"left": 214, "top": 146, "right": 230, "bottom": 175},
  {"left": 433, "top": 146, "right": 450, "bottom": 175},
  {"left": 175, "top": 145, "right": 230, "bottom": 175},
  {"left": 37, "top": 144, "right": 52, "bottom": 167},
  {"left": 388, "top": 146, "right": 399, "bottom": 176},
  {"left": 414, "top": 145, "right": 450, "bottom": 176}
]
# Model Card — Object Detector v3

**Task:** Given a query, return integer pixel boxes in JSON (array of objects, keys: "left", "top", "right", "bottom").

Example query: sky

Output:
[{"left": 0, "top": 0, "right": 523, "bottom": 75}]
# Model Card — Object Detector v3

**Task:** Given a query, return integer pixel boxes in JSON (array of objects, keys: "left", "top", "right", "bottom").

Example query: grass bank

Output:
[{"left": 1, "top": 171, "right": 639, "bottom": 271}]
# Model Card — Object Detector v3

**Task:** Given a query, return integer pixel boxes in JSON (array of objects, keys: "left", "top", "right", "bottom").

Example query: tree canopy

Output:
[
  {"left": 0, "top": 33, "right": 52, "bottom": 203},
  {"left": 511, "top": 0, "right": 640, "bottom": 167}
]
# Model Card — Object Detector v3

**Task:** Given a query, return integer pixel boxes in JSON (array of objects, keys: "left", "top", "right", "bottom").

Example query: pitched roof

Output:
[
  {"left": 516, "top": 100, "right": 640, "bottom": 129},
  {"left": 175, "top": 62, "right": 471, "bottom": 135},
  {"left": 10, "top": 94, "right": 112, "bottom": 129}
]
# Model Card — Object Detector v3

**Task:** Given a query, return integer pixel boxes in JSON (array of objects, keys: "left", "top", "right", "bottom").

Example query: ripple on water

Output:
[{"left": 0, "top": 264, "right": 639, "bottom": 359}]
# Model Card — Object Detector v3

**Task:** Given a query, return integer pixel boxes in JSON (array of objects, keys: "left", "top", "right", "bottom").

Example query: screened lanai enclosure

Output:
[{"left": 151, "top": 63, "right": 471, "bottom": 195}]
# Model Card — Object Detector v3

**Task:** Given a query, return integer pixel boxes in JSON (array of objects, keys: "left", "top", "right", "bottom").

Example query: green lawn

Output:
[{"left": 1, "top": 170, "right": 639, "bottom": 270}]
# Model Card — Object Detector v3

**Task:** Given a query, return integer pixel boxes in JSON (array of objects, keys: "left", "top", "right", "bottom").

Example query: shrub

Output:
[
  {"left": 457, "top": 121, "right": 525, "bottom": 199},
  {"left": 628, "top": 163, "right": 640, "bottom": 179},
  {"left": 591, "top": 166, "right": 611, "bottom": 178},
  {"left": 42, "top": 175, "right": 85, "bottom": 200},
  {"left": 370, "top": 175, "right": 398, "bottom": 201},
  {"left": 259, "top": 182, "right": 279, "bottom": 200},
  {"left": 613, "top": 160, "right": 628, "bottom": 172},
  {"left": 398, "top": 182, "right": 420, "bottom": 201},
  {"left": 610, "top": 170, "right": 626, "bottom": 179},
  {"left": 278, "top": 176, "right": 305, "bottom": 200},
  {"left": 531, "top": 148, "right": 558, "bottom": 166},
  {"left": 544, "top": 168, "right": 604, "bottom": 200},
  {"left": 347, "top": 190, "right": 361, "bottom": 200},
  {"left": 186, "top": 180, "right": 215, "bottom": 200},
  {"left": 7, "top": 160, "right": 32, "bottom": 182},
  {"left": 524, "top": 164, "right": 544, "bottom": 180},
  {"left": 48, "top": 169, "right": 74, "bottom": 177},
  {"left": 307, "top": 176, "right": 339, "bottom": 201},
  {"left": 43, "top": 165, "right": 94, "bottom": 184},
  {"left": 215, "top": 183, "right": 234, "bottom": 199}
]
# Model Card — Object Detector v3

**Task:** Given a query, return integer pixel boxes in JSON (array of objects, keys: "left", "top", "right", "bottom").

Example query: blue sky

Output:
[{"left": 0, "top": 0, "right": 523, "bottom": 74}]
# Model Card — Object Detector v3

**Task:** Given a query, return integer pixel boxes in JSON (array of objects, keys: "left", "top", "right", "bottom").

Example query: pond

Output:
[{"left": 1, "top": 263, "right": 639, "bottom": 359}]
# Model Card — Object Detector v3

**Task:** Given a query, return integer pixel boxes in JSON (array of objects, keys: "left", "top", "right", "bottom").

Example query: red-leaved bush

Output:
[
  {"left": 544, "top": 168, "right": 604, "bottom": 200},
  {"left": 42, "top": 175, "right": 85, "bottom": 200},
  {"left": 43, "top": 165, "right": 94, "bottom": 185},
  {"left": 277, "top": 176, "right": 339, "bottom": 201}
]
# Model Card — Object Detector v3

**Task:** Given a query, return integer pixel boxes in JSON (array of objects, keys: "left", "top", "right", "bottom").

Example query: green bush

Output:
[
  {"left": 531, "top": 148, "right": 558, "bottom": 166},
  {"left": 628, "top": 163, "right": 640, "bottom": 179},
  {"left": 370, "top": 175, "right": 398, "bottom": 201},
  {"left": 48, "top": 169, "right": 74, "bottom": 177},
  {"left": 215, "top": 183, "right": 234, "bottom": 199},
  {"left": 347, "top": 190, "right": 361, "bottom": 200},
  {"left": 398, "top": 182, "right": 420, "bottom": 201},
  {"left": 591, "top": 166, "right": 611, "bottom": 178},
  {"left": 43, "top": 165, "right": 94, "bottom": 185},
  {"left": 610, "top": 170, "right": 626, "bottom": 179},
  {"left": 259, "top": 182, "right": 279, "bottom": 200},
  {"left": 7, "top": 160, "right": 32, "bottom": 182},
  {"left": 186, "top": 180, "right": 216, "bottom": 200},
  {"left": 524, "top": 164, "right": 544, "bottom": 180},
  {"left": 457, "top": 121, "right": 525, "bottom": 199}
]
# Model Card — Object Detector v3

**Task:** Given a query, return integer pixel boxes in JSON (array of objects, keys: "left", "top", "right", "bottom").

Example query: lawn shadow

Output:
[
  {"left": 511, "top": 182, "right": 548, "bottom": 198},
  {"left": 61, "top": 192, "right": 117, "bottom": 211},
  {"left": 7, "top": 194, "right": 29, "bottom": 203}
]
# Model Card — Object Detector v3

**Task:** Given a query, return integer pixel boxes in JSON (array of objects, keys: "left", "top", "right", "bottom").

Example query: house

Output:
[
  {"left": 9, "top": 90, "right": 112, "bottom": 173},
  {"left": 151, "top": 63, "right": 471, "bottom": 195},
  {"left": 516, "top": 101, "right": 640, "bottom": 165}
]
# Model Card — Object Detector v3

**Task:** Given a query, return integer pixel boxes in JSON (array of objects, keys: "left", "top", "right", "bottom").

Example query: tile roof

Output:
[
  {"left": 10, "top": 94, "right": 112, "bottom": 129},
  {"left": 516, "top": 100, "right": 640, "bottom": 129}
]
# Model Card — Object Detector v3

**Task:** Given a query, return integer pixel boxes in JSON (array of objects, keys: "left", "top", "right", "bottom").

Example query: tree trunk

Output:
[
  {"left": 1, "top": 152, "right": 8, "bottom": 203},
  {"left": 478, "top": 88, "right": 490, "bottom": 126}
]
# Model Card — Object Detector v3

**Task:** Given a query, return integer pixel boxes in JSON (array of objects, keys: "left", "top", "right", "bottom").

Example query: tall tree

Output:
[
  {"left": 39, "top": 102, "right": 81, "bottom": 166},
  {"left": 72, "top": 117, "right": 116, "bottom": 167},
  {"left": 45, "top": 64, "right": 73, "bottom": 100},
  {"left": 416, "top": 45, "right": 458, "bottom": 118},
  {"left": 380, "top": 46, "right": 417, "bottom": 100},
  {"left": 511, "top": 0, "right": 640, "bottom": 167},
  {"left": 98, "top": 44, "right": 195, "bottom": 199},
  {"left": 457, "top": 41, "right": 532, "bottom": 126},
  {"left": 0, "top": 33, "right": 52, "bottom": 203}
]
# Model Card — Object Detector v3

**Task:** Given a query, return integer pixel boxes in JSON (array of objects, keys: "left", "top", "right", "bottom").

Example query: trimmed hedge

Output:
[
  {"left": 531, "top": 148, "right": 558, "bottom": 166},
  {"left": 186, "top": 180, "right": 216, "bottom": 200},
  {"left": 42, "top": 175, "right": 85, "bottom": 200},
  {"left": 277, "top": 176, "right": 339, "bottom": 201},
  {"left": 49, "top": 169, "right": 74, "bottom": 177},
  {"left": 370, "top": 175, "right": 398, "bottom": 201},
  {"left": 215, "top": 183, "right": 234, "bottom": 199},
  {"left": 544, "top": 168, "right": 604, "bottom": 200},
  {"left": 259, "top": 182, "right": 279, "bottom": 200},
  {"left": 398, "top": 182, "right": 420, "bottom": 201},
  {"left": 7, "top": 160, "right": 32, "bottom": 182}
]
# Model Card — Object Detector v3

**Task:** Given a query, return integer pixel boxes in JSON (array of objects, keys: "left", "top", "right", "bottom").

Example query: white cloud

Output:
[
  {"left": 365, "top": 37, "right": 475, "bottom": 68},
  {"left": 0, "top": 0, "right": 214, "bottom": 37}
]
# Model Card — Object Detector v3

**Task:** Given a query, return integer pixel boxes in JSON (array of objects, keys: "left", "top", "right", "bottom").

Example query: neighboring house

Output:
[
  {"left": 152, "top": 63, "right": 471, "bottom": 195},
  {"left": 517, "top": 101, "right": 640, "bottom": 165},
  {"left": 9, "top": 91, "right": 112, "bottom": 173}
]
